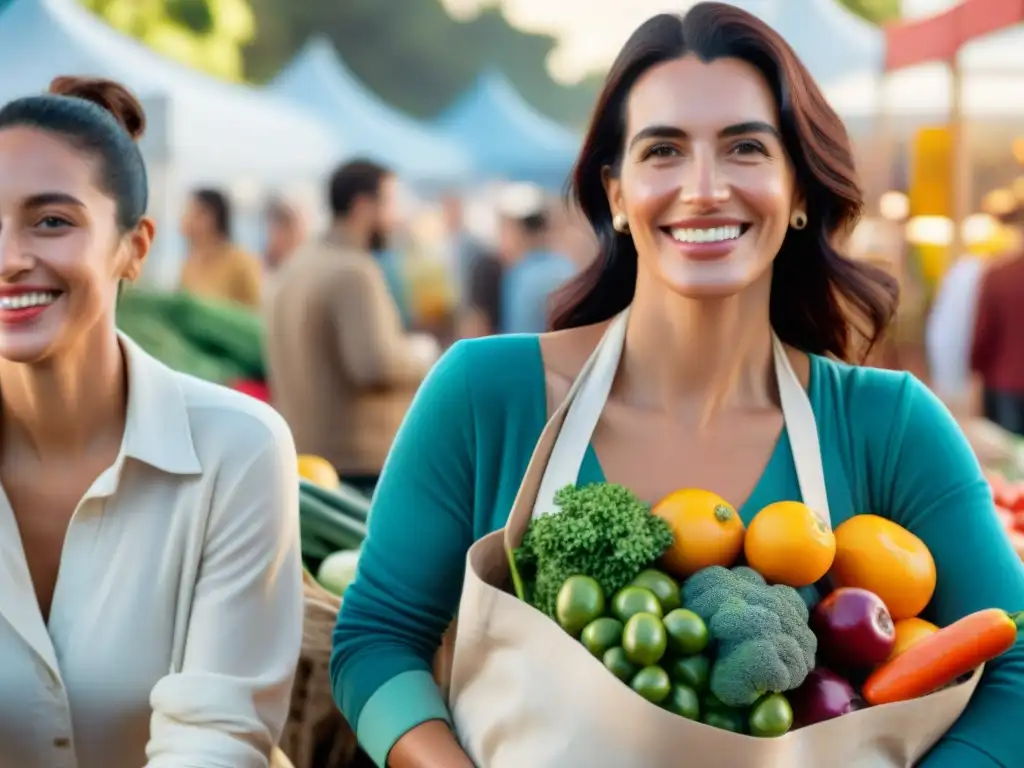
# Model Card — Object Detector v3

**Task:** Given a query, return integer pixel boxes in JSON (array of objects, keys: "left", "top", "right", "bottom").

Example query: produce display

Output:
[
  {"left": 986, "top": 469, "right": 1024, "bottom": 556},
  {"left": 512, "top": 483, "right": 1023, "bottom": 737},
  {"left": 116, "top": 288, "right": 266, "bottom": 384},
  {"left": 296, "top": 456, "right": 369, "bottom": 596}
]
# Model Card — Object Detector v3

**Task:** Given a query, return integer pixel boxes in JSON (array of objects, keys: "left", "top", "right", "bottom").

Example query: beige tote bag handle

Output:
[{"left": 531, "top": 307, "right": 831, "bottom": 527}]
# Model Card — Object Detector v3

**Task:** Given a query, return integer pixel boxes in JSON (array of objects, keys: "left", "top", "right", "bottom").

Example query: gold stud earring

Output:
[
  {"left": 613, "top": 213, "right": 630, "bottom": 233},
  {"left": 790, "top": 210, "right": 808, "bottom": 230}
]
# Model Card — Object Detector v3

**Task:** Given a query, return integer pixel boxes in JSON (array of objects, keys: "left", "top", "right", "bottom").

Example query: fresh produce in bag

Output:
[
  {"left": 511, "top": 483, "right": 674, "bottom": 618},
  {"left": 829, "top": 514, "right": 936, "bottom": 620},
  {"left": 682, "top": 565, "right": 816, "bottom": 708},
  {"left": 810, "top": 588, "right": 895, "bottom": 670},
  {"left": 788, "top": 668, "right": 865, "bottom": 728},
  {"left": 863, "top": 608, "right": 1024, "bottom": 705}
]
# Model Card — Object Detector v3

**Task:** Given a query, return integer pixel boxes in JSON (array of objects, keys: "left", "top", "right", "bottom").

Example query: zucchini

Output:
[
  {"left": 174, "top": 292, "right": 266, "bottom": 378},
  {"left": 300, "top": 493, "right": 367, "bottom": 550},
  {"left": 300, "top": 531, "right": 335, "bottom": 562},
  {"left": 299, "top": 479, "right": 370, "bottom": 523}
]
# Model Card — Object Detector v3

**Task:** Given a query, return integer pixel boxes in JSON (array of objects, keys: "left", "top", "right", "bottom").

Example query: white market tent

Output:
[
  {"left": 730, "top": 0, "right": 886, "bottom": 91},
  {"left": 823, "top": 23, "right": 1024, "bottom": 120},
  {"left": 0, "top": 0, "right": 345, "bottom": 285},
  {"left": 270, "top": 37, "right": 473, "bottom": 188},
  {"left": 722, "top": 1, "right": 1020, "bottom": 121}
]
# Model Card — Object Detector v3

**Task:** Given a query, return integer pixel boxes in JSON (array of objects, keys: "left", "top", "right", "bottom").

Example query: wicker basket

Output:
[{"left": 278, "top": 569, "right": 359, "bottom": 768}]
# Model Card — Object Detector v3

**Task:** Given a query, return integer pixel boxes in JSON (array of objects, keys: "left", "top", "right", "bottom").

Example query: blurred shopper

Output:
[
  {"left": 265, "top": 159, "right": 437, "bottom": 496},
  {"left": 178, "top": 188, "right": 262, "bottom": 308},
  {"left": 264, "top": 195, "right": 307, "bottom": 273},
  {"left": 927, "top": 250, "right": 986, "bottom": 413},
  {"left": 0, "top": 76, "right": 301, "bottom": 767},
  {"left": 498, "top": 204, "right": 577, "bottom": 334},
  {"left": 458, "top": 245, "right": 504, "bottom": 337},
  {"left": 971, "top": 206, "right": 1024, "bottom": 433}
]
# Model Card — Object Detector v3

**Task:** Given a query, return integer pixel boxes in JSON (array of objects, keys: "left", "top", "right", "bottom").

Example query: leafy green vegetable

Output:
[
  {"left": 683, "top": 565, "right": 816, "bottom": 707},
  {"left": 513, "top": 483, "right": 674, "bottom": 618}
]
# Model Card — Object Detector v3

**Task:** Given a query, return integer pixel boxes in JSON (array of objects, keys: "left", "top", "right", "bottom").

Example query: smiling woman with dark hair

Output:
[
  {"left": 331, "top": 4, "right": 1024, "bottom": 767},
  {"left": 0, "top": 76, "right": 302, "bottom": 767}
]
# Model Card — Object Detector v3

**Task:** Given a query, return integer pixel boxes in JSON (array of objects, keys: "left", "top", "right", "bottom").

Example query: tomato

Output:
[
  {"left": 987, "top": 472, "right": 1016, "bottom": 509},
  {"left": 662, "top": 684, "right": 701, "bottom": 720},
  {"left": 580, "top": 617, "right": 624, "bottom": 659},
  {"left": 667, "top": 654, "right": 711, "bottom": 693},
  {"left": 603, "top": 647, "right": 638, "bottom": 682},
  {"left": 995, "top": 505, "right": 1015, "bottom": 530},
  {"left": 622, "top": 613, "right": 668, "bottom": 666},
  {"left": 662, "top": 609, "right": 710, "bottom": 656},
  {"left": 748, "top": 693, "right": 794, "bottom": 738},
  {"left": 612, "top": 586, "right": 663, "bottom": 623},
  {"left": 630, "top": 665, "right": 671, "bottom": 704},
  {"left": 1013, "top": 511, "right": 1024, "bottom": 534},
  {"left": 555, "top": 576, "right": 606, "bottom": 636},
  {"left": 631, "top": 569, "right": 682, "bottom": 613},
  {"left": 702, "top": 706, "right": 747, "bottom": 734}
]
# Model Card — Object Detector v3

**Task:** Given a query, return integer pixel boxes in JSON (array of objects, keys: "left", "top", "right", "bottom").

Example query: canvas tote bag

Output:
[{"left": 446, "top": 308, "right": 981, "bottom": 768}]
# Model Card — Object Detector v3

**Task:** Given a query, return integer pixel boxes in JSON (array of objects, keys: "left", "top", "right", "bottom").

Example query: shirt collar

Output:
[{"left": 88, "top": 333, "right": 203, "bottom": 496}]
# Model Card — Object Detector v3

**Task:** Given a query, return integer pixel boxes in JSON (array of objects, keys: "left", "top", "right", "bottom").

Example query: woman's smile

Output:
[
  {"left": 0, "top": 287, "right": 63, "bottom": 326},
  {"left": 659, "top": 217, "right": 752, "bottom": 261}
]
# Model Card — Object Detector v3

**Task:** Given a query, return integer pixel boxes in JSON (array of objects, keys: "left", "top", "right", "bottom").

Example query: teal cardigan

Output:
[{"left": 332, "top": 334, "right": 1024, "bottom": 767}]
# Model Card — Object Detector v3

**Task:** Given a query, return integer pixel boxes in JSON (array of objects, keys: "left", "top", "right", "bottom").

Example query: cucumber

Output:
[{"left": 299, "top": 479, "right": 370, "bottom": 523}]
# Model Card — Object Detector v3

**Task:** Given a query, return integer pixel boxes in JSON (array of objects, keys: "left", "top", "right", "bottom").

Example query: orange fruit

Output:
[
  {"left": 651, "top": 489, "right": 745, "bottom": 579},
  {"left": 888, "top": 617, "right": 939, "bottom": 660},
  {"left": 744, "top": 501, "right": 836, "bottom": 587},
  {"left": 830, "top": 514, "right": 936, "bottom": 621},
  {"left": 297, "top": 455, "right": 340, "bottom": 489}
]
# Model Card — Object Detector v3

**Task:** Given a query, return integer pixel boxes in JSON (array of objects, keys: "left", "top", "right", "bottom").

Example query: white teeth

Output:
[
  {"left": 669, "top": 225, "right": 743, "bottom": 244},
  {"left": 0, "top": 291, "right": 59, "bottom": 310}
]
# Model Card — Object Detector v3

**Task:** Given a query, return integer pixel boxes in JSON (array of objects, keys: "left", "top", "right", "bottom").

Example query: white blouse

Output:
[{"left": 0, "top": 334, "right": 304, "bottom": 768}]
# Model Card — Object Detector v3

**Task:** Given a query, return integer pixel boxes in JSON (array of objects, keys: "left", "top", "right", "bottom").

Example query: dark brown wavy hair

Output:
[{"left": 550, "top": 2, "right": 898, "bottom": 362}]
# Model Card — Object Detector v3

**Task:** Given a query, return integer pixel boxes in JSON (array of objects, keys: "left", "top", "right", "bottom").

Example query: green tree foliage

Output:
[
  {"left": 242, "top": 0, "right": 600, "bottom": 127},
  {"left": 837, "top": 0, "right": 902, "bottom": 25},
  {"left": 79, "top": 0, "right": 255, "bottom": 81}
]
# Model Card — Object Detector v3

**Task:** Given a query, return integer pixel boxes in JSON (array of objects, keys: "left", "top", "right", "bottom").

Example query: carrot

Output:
[{"left": 862, "top": 609, "right": 1024, "bottom": 706}]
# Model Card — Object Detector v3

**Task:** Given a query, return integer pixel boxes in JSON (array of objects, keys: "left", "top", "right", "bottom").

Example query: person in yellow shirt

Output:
[{"left": 178, "top": 188, "right": 262, "bottom": 309}]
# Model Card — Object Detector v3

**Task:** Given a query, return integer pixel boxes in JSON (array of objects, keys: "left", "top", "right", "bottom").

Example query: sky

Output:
[{"left": 439, "top": 0, "right": 961, "bottom": 84}]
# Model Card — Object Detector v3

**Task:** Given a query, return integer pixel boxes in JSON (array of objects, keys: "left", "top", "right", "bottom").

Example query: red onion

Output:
[
  {"left": 811, "top": 587, "right": 896, "bottom": 670},
  {"left": 790, "top": 667, "right": 865, "bottom": 728}
]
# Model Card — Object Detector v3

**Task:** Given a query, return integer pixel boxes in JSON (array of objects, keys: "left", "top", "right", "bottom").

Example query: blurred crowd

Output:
[{"left": 174, "top": 158, "right": 594, "bottom": 491}]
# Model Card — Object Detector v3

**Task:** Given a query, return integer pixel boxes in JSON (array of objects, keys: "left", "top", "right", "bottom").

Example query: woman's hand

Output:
[{"left": 387, "top": 721, "right": 475, "bottom": 768}]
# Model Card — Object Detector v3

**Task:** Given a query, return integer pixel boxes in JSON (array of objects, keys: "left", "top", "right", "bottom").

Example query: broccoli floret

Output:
[
  {"left": 513, "top": 483, "right": 674, "bottom": 618},
  {"left": 708, "top": 599, "right": 783, "bottom": 646},
  {"left": 682, "top": 565, "right": 817, "bottom": 708},
  {"left": 711, "top": 636, "right": 809, "bottom": 707}
]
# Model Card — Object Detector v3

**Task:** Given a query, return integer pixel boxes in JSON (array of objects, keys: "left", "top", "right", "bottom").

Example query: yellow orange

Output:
[
  {"left": 744, "top": 501, "right": 836, "bottom": 587},
  {"left": 831, "top": 514, "right": 936, "bottom": 621},
  {"left": 297, "top": 454, "right": 340, "bottom": 489},
  {"left": 652, "top": 489, "right": 745, "bottom": 579},
  {"left": 889, "top": 617, "right": 940, "bottom": 660}
]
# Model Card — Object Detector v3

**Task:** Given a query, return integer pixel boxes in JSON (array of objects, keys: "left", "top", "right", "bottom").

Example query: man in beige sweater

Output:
[{"left": 265, "top": 160, "right": 436, "bottom": 494}]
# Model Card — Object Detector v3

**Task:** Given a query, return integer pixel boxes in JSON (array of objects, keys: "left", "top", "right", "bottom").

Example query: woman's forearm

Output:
[{"left": 387, "top": 720, "right": 474, "bottom": 768}]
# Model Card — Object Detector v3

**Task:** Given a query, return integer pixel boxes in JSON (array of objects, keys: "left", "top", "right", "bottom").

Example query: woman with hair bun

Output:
[
  {"left": 331, "top": 4, "right": 1024, "bottom": 767},
  {"left": 0, "top": 77, "right": 302, "bottom": 767}
]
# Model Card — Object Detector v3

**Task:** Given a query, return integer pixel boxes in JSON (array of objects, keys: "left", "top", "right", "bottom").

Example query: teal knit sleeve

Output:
[
  {"left": 877, "top": 375, "right": 1024, "bottom": 766},
  {"left": 330, "top": 340, "right": 478, "bottom": 766}
]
